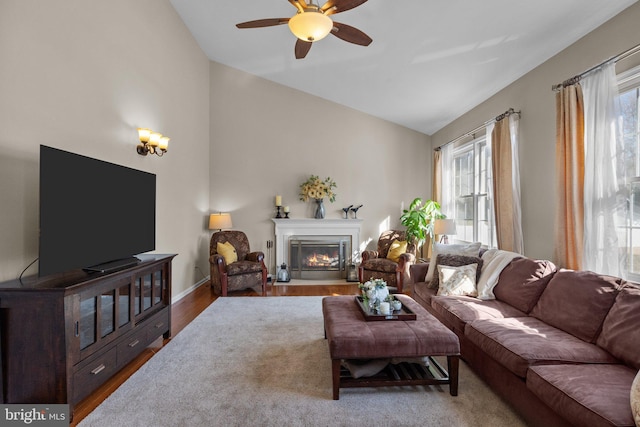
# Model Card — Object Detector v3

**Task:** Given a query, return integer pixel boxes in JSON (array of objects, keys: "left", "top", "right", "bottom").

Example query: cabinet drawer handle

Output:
[
  {"left": 91, "top": 364, "right": 106, "bottom": 375},
  {"left": 155, "top": 322, "right": 164, "bottom": 329},
  {"left": 128, "top": 339, "right": 140, "bottom": 348}
]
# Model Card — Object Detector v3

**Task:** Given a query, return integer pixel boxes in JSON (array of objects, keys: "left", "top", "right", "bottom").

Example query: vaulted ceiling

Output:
[{"left": 170, "top": 0, "right": 637, "bottom": 135}]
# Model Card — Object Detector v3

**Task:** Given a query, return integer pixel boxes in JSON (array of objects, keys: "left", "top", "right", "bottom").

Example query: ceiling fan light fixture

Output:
[{"left": 288, "top": 11, "right": 333, "bottom": 42}]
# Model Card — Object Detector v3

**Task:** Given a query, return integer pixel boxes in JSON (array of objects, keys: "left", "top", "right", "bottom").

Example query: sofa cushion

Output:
[
  {"left": 226, "top": 260, "right": 264, "bottom": 276},
  {"left": 493, "top": 257, "right": 556, "bottom": 313},
  {"left": 527, "top": 364, "right": 636, "bottom": 427},
  {"left": 429, "top": 254, "right": 483, "bottom": 290},
  {"left": 413, "top": 282, "right": 436, "bottom": 308},
  {"left": 465, "top": 317, "right": 619, "bottom": 378},
  {"left": 596, "top": 283, "right": 640, "bottom": 370},
  {"left": 530, "top": 270, "right": 622, "bottom": 343},
  {"left": 430, "top": 296, "right": 527, "bottom": 335},
  {"left": 425, "top": 241, "right": 481, "bottom": 282},
  {"left": 360, "top": 257, "right": 399, "bottom": 274}
]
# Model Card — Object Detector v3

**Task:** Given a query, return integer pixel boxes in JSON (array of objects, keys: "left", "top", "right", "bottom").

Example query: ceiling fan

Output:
[{"left": 236, "top": 0, "right": 372, "bottom": 59}]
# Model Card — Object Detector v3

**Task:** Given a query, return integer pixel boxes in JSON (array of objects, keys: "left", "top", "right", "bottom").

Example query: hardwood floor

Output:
[{"left": 70, "top": 280, "right": 362, "bottom": 425}]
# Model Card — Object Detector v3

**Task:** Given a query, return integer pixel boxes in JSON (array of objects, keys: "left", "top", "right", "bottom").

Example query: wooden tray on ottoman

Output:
[{"left": 355, "top": 295, "right": 417, "bottom": 321}]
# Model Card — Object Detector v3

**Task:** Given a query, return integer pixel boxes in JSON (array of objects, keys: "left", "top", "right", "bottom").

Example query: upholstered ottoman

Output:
[{"left": 322, "top": 294, "right": 461, "bottom": 399}]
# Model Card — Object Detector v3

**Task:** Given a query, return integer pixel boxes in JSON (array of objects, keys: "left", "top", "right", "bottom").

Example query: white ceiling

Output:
[{"left": 170, "top": 0, "right": 636, "bottom": 135}]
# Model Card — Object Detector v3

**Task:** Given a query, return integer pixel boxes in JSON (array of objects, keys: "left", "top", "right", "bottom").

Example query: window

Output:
[
  {"left": 617, "top": 66, "right": 640, "bottom": 279},
  {"left": 451, "top": 136, "right": 496, "bottom": 247}
]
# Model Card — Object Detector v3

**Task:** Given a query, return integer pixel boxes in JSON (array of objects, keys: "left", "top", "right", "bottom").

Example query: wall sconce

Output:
[
  {"left": 137, "top": 128, "right": 170, "bottom": 157},
  {"left": 209, "top": 213, "right": 233, "bottom": 231}
]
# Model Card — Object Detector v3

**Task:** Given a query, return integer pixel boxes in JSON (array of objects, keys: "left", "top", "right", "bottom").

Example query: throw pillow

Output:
[
  {"left": 476, "top": 249, "right": 522, "bottom": 300},
  {"left": 429, "top": 254, "right": 483, "bottom": 289},
  {"left": 217, "top": 241, "right": 238, "bottom": 264},
  {"left": 386, "top": 240, "right": 408, "bottom": 262},
  {"left": 436, "top": 264, "right": 478, "bottom": 297},
  {"left": 425, "top": 241, "right": 481, "bottom": 282}
]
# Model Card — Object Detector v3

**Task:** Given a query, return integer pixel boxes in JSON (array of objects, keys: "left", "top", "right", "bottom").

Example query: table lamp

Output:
[
  {"left": 209, "top": 213, "right": 233, "bottom": 231},
  {"left": 434, "top": 218, "right": 456, "bottom": 244}
]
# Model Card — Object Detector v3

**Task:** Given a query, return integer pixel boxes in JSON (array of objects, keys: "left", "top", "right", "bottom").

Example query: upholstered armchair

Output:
[
  {"left": 210, "top": 230, "right": 267, "bottom": 296},
  {"left": 358, "top": 230, "right": 416, "bottom": 293}
]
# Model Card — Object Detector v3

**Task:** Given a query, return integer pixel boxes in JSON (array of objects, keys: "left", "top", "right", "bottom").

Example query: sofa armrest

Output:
[
  {"left": 398, "top": 253, "right": 416, "bottom": 266},
  {"left": 211, "top": 254, "right": 228, "bottom": 272},
  {"left": 362, "top": 250, "right": 379, "bottom": 261},
  {"left": 246, "top": 251, "right": 265, "bottom": 263},
  {"left": 410, "top": 262, "right": 430, "bottom": 284}
]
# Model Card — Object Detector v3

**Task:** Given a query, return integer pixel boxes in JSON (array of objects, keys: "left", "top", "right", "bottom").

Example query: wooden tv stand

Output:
[{"left": 0, "top": 253, "right": 176, "bottom": 418}]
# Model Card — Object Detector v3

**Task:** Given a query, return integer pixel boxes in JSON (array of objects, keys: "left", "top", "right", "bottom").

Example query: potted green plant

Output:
[{"left": 400, "top": 198, "right": 444, "bottom": 250}]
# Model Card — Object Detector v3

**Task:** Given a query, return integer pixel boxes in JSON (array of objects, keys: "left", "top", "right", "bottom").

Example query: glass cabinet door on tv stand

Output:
[
  {"left": 78, "top": 275, "right": 131, "bottom": 353},
  {"left": 77, "top": 262, "right": 170, "bottom": 359}
]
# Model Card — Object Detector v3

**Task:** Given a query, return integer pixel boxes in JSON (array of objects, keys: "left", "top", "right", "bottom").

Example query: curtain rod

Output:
[
  {"left": 434, "top": 108, "right": 520, "bottom": 151},
  {"left": 552, "top": 43, "right": 640, "bottom": 91}
]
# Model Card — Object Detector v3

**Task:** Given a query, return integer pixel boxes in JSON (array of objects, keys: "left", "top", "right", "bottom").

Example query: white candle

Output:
[
  {"left": 283, "top": 206, "right": 290, "bottom": 213},
  {"left": 275, "top": 195, "right": 282, "bottom": 206},
  {"left": 380, "top": 302, "right": 390, "bottom": 315}
]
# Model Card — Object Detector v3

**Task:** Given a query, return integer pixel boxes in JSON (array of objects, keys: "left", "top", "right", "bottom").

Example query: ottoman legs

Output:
[
  {"left": 447, "top": 355, "right": 459, "bottom": 396},
  {"left": 332, "top": 359, "right": 341, "bottom": 400}
]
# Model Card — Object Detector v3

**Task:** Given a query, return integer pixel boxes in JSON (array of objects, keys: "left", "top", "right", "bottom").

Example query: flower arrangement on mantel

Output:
[{"left": 299, "top": 175, "right": 337, "bottom": 202}]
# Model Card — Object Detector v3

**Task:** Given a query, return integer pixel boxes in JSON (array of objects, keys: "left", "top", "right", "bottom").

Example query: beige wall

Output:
[
  {"left": 209, "top": 61, "right": 431, "bottom": 274},
  {"left": 4, "top": 1, "right": 637, "bottom": 292},
  {"left": 431, "top": 2, "right": 640, "bottom": 262},
  {"left": 0, "top": 0, "right": 211, "bottom": 298}
]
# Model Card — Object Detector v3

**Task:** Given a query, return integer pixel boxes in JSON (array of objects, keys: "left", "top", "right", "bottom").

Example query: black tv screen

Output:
[{"left": 39, "top": 145, "right": 156, "bottom": 276}]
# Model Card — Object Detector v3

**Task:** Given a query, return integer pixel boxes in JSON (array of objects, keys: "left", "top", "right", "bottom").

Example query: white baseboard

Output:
[{"left": 172, "top": 276, "right": 210, "bottom": 304}]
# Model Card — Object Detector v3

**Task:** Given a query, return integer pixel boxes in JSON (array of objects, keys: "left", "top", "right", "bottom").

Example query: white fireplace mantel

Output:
[{"left": 272, "top": 218, "right": 363, "bottom": 267}]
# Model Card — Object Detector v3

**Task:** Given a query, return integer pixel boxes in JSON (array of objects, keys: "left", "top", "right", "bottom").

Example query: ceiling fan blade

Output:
[
  {"left": 330, "top": 22, "right": 372, "bottom": 46},
  {"left": 321, "top": 0, "right": 367, "bottom": 16},
  {"left": 236, "top": 18, "right": 289, "bottom": 29},
  {"left": 295, "top": 39, "right": 312, "bottom": 59}
]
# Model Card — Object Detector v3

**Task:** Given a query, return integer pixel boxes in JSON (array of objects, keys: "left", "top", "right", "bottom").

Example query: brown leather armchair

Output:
[
  {"left": 358, "top": 230, "right": 416, "bottom": 293},
  {"left": 210, "top": 230, "right": 267, "bottom": 296}
]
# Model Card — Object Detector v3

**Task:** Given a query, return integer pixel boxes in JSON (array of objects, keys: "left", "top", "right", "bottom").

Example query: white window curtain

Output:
[
  {"left": 439, "top": 142, "right": 454, "bottom": 218},
  {"left": 581, "top": 61, "right": 624, "bottom": 276},
  {"left": 509, "top": 114, "right": 524, "bottom": 254},
  {"left": 486, "top": 115, "right": 524, "bottom": 254}
]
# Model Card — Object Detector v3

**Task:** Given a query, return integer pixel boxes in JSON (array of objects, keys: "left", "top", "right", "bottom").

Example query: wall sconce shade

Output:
[
  {"left": 209, "top": 213, "right": 233, "bottom": 231},
  {"left": 434, "top": 218, "right": 456, "bottom": 243},
  {"left": 137, "top": 128, "right": 169, "bottom": 157}
]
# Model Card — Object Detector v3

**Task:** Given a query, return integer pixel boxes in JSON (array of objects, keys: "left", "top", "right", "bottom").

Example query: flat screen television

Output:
[{"left": 39, "top": 145, "right": 156, "bottom": 277}]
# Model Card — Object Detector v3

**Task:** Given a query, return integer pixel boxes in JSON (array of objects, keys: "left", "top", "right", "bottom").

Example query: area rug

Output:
[{"left": 79, "top": 297, "right": 526, "bottom": 427}]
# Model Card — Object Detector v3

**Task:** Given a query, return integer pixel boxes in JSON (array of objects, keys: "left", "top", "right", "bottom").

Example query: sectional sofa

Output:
[{"left": 410, "top": 253, "right": 639, "bottom": 427}]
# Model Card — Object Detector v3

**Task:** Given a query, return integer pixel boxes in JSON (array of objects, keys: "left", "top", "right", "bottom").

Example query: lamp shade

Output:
[
  {"left": 158, "top": 136, "right": 170, "bottom": 151},
  {"left": 148, "top": 132, "right": 162, "bottom": 147},
  {"left": 137, "top": 128, "right": 151, "bottom": 143},
  {"left": 209, "top": 213, "right": 233, "bottom": 231},
  {"left": 434, "top": 218, "right": 456, "bottom": 236},
  {"left": 288, "top": 11, "right": 333, "bottom": 42}
]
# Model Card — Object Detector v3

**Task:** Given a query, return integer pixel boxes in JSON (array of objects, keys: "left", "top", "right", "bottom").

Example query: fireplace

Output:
[
  {"left": 289, "top": 236, "right": 349, "bottom": 280},
  {"left": 272, "top": 218, "right": 363, "bottom": 281}
]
